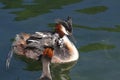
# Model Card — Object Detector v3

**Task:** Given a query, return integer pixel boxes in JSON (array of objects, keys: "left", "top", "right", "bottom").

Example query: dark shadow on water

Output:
[
  {"left": 15, "top": 55, "right": 42, "bottom": 71},
  {"left": 0, "top": 0, "right": 83, "bottom": 21},
  {"left": 16, "top": 55, "right": 77, "bottom": 80},
  {"left": 75, "top": 6, "right": 108, "bottom": 15},
  {"left": 79, "top": 42, "right": 115, "bottom": 53},
  {"left": 73, "top": 24, "right": 120, "bottom": 32}
]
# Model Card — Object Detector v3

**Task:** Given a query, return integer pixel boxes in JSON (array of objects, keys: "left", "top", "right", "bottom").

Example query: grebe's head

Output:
[{"left": 55, "top": 16, "right": 72, "bottom": 37}]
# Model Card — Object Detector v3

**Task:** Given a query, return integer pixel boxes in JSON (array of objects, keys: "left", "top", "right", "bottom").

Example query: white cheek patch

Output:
[{"left": 61, "top": 25, "right": 69, "bottom": 35}]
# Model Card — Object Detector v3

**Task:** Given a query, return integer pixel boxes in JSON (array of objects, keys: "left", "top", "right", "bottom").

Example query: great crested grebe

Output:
[{"left": 6, "top": 17, "right": 79, "bottom": 80}]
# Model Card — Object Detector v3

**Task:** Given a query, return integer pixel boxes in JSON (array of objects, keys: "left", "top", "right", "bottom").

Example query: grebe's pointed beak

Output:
[{"left": 68, "top": 33, "right": 77, "bottom": 44}]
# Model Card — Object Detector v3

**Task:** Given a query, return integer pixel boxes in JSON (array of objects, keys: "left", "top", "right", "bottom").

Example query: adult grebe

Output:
[{"left": 6, "top": 17, "right": 79, "bottom": 80}]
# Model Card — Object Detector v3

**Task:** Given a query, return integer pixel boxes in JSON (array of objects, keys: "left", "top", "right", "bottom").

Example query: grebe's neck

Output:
[{"left": 62, "top": 35, "right": 79, "bottom": 61}]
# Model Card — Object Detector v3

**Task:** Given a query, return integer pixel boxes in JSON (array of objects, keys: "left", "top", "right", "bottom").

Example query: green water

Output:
[{"left": 0, "top": 0, "right": 120, "bottom": 80}]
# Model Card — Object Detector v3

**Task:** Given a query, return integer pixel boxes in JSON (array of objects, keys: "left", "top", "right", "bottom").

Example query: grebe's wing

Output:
[
  {"left": 6, "top": 32, "right": 63, "bottom": 66},
  {"left": 26, "top": 32, "right": 60, "bottom": 51}
]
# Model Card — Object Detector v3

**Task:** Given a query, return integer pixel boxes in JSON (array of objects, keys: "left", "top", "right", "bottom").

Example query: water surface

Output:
[{"left": 0, "top": 0, "right": 120, "bottom": 80}]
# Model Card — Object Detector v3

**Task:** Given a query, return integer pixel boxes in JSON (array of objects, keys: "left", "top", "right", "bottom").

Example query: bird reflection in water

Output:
[{"left": 17, "top": 56, "right": 77, "bottom": 80}]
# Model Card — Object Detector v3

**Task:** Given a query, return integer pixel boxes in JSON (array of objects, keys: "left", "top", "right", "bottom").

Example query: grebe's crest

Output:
[{"left": 56, "top": 16, "right": 72, "bottom": 36}]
